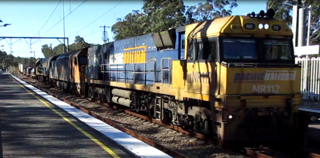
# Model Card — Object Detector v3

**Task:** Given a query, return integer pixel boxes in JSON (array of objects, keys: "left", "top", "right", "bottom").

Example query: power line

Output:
[
  {"left": 31, "top": 0, "right": 87, "bottom": 46},
  {"left": 10, "top": 1, "right": 62, "bottom": 46},
  {"left": 83, "top": 29, "right": 103, "bottom": 37},
  {"left": 41, "top": 0, "right": 87, "bottom": 37},
  {"left": 68, "top": 0, "right": 123, "bottom": 38},
  {"left": 36, "top": 0, "right": 62, "bottom": 36}
]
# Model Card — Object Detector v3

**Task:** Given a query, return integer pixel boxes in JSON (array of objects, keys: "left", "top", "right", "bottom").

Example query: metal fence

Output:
[{"left": 296, "top": 57, "right": 320, "bottom": 100}]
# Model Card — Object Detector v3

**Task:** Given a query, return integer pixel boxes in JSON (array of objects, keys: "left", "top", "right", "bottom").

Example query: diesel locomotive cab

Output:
[{"left": 183, "top": 9, "right": 301, "bottom": 145}]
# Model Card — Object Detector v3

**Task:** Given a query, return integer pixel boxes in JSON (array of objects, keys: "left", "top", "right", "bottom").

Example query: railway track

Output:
[
  {"left": 17, "top": 74, "right": 320, "bottom": 158},
  {"left": 244, "top": 147, "right": 320, "bottom": 158}
]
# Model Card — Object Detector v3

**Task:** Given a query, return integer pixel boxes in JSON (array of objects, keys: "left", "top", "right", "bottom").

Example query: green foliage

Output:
[
  {"left": 112, "top": 0, "right": 186, "bottom": 40},
  {"left": 1, "top": 54, "right": 18, "bottom": 70},
  {"left": 0, "top": 50, "right": 7, "bottom": 64},
  {"left": 186, "top": 0, "right": 238, "bottom": 22},
  {"left": 142, "top": 0, "right": 186, "bottom": 33},
  {"left": 267, "top": 0, "right": 320, "bottom": 44},
  {"left": 69, "top": 35, "right": 90, "bottom": 51},
  {"left": 41, "top": 44, "right": 53, "bottom": 58},
  {"left": 112, "top": 0, "right": 238, "bottom": 40},
  {"left": 112, "top": 10, "right": 147, "bottom": 40},
  {"left": 41, "top": 35, "right": 90, "bottom": 58},
  {"left": 267, "top": 0, "right": 292, "bottom": 24}
]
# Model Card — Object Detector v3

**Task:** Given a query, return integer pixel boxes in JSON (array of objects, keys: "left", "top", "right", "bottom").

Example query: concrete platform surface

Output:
[{"left": 0, "top": 74, "right": 171, "bottom": 158}]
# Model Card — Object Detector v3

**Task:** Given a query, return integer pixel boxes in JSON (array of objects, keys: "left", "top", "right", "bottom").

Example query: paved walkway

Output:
[{"left": 0, "top": 74, "right": 135, "bottom": 158}]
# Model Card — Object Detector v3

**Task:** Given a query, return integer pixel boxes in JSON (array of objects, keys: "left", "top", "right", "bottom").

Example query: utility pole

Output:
[
  {"left": 100, "top": 25, "right": 110, "bottom": 43},
  {"left": 63, "top": 0, "right": 66, "bottom": 52}
]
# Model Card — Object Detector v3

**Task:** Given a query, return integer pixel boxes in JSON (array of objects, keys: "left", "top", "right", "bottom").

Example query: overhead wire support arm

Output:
[
  {"left": 24, "top": 38, "right": 32, "bottom": 50},
  {"left": 0, "top": 36, "right": 70, "bottom": 52},
  {"left": 4, "top": 39, "right": 13, "bottom": 53},
  {"left": 0, "top": 36, "right": 69, "bottom": 39}
]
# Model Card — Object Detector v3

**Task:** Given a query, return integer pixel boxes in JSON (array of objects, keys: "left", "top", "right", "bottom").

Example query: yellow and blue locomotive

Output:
[{"left": 38, "top": 9, "right": 303, "bottom": 146}]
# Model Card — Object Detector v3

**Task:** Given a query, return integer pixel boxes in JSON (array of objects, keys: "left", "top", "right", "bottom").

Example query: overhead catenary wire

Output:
[
  {"left": 67, "top": 0, "right": 124, "bottom": 38},
  {"left": 32, "top": 0, "right": 88, "bottom": 45},
  {"left": 10, "top": 1, "right": 62, "bottom": 46},
  {"left": 36, "top": 0, "right": 62, "bottom": 36},
  {"left": 83, "top": 29, "right": 103, "bottom": 37}
]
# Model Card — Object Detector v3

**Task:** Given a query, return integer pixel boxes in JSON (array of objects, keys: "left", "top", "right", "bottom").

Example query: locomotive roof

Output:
[
  {"left": 57, "top": 49, "right": 85, "bottom": 59},
  {"left": 35, "top": 58, "right": 47, "bottom": 66},
  {"left": 186, "top": 14, "right": 292, "bottom": 39}
]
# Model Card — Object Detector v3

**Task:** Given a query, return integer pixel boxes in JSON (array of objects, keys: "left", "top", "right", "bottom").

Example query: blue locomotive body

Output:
[{"left": 86, "top": 27, "right": 185, "bottom": 86}]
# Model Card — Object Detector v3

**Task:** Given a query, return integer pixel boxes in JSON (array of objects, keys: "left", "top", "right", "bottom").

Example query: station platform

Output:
[{"left": 0, "top": 74, "right": 171, "bottom": 158}]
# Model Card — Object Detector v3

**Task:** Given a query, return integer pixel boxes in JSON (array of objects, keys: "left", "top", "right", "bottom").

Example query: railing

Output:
[
  {"left": 100, "top": 58, "right": 157, "bottom": 85},
  {"left": 295, "top": 57, "right": 320, "bottom": 100}
]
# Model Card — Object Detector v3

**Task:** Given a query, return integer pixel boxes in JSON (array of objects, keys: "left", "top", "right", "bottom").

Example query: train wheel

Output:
[
  {"left": 76, "top": 84, "right": 81, "bottom": 94},
  {"left": 100, "top": 88, "right": 107, "bottom": 103},
  {"left": 310, "top": 115, "right": 318, "bottom": 122},
  {"left": 83, "top": 83, "right": 88, "bottom": 97},
  {"left": 88, "top": 86, "right": 94, "bottom": 99},
  {"left": 203, "top": 119, "right": 211, "bottom": 135}
]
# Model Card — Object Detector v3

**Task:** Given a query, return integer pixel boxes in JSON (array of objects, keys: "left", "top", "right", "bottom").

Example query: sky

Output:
[{"left": 0, "top": 0, "right": 267, "bottom": 59}]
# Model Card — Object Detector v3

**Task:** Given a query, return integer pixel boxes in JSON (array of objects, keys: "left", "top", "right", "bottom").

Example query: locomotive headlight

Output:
[
  {"left": 228, "top": 115, "right": 233, "bottom": 119},
  {"left": 258, "top": 23, "right": 263, "bottom": 29},
  {"left": 264, "top": 24, "right": 269, "bottom": 29}
]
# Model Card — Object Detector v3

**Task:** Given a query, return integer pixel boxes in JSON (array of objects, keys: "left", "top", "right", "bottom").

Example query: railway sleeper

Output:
[{"left": 41, "top": 80, "right": 217, "bottom": 138}]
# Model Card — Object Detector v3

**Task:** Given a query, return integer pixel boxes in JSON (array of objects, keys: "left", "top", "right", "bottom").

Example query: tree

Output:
[
  {"left": 186, "top": 0, "right": 238, "bottom": 22},
  {"left": 69, "top": 35, "right": 90, "bottom": 51},
  {"left": 52, "top": 44, "right": 66, "bottom": 55},
  {"left": 112, "top": 0, "right": 186, "bottom": 40},
  {"left": 41, "top": 35, "right": 90, "bottom": 58},
  {"left": 142, "top": 0, "right": 186, "bottom": 33},
  {"left": 2, "top": 54, "right": 17, "bottom": 70},
  {"left": 0, "top": 50, "right": 7, "bottom": 61},
  {"left": 267, "top": 0, "right": 292, "bottom": 24},
  {"left": 267, "top": 0, "right": 320, "bottom": 44},
  {"left": 41, "top": 44, "right": 53, "bottom": 58},
  {"left": 112, "top": 10, "right": 146, "bottom": 40}
]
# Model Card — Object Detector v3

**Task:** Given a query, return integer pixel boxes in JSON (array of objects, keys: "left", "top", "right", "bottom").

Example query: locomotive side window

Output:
[
  {"left": 207, "top": 37, "right": 218, "bottom": 61},
  {"left": 187, "top": 40, "right": 195, "bottom": 60},
  {"left": 222, "top": 38, "right": 257, "bottom": 59},
  {"left": 180, "top": 34, "right": 185, "bottom": 60},
  {"left": 195, "top": 39, "right": 203, "bottom": 60},
  {"left": 187, "top": 37, "right": 218, "bottom": 61},
  {"left": 181, "top": 34, "right": 185, "bottom": 50},
  {"left": 74, "top": 57, "right": 78, "bottom": 65},
  {"left": 264, "top": 40, "right": 292, "bottom": 60}
]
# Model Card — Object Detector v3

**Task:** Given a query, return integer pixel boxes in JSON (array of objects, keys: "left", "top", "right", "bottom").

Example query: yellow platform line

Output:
[{"left": 14, "top": 79, "right": 121, "bottom": 158}]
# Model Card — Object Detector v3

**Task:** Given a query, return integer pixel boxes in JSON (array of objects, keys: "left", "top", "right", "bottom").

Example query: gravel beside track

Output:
[{"left": 14, "top": 73, "right": 248, "bottom": 158}]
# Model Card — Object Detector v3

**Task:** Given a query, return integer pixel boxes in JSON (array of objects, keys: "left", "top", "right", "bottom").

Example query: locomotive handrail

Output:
[
  {"left": 144, "top": 58, "right": 156, "bottom": 85},
  {"left": 98, "top": 58, "right": 157, "bottom": 85}
]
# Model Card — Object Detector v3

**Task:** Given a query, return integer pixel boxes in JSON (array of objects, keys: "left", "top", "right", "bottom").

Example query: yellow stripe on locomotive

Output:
[{"left": 123, "top": 45, "right": 146, "bottom": 64}]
